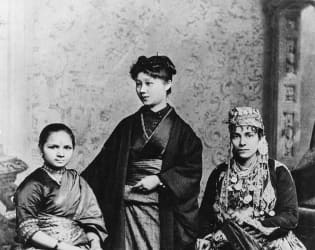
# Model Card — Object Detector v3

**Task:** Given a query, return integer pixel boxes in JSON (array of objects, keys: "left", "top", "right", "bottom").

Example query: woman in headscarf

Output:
[
  {"left": 82, "top": 55, "right": 202, "bottom": 250},
  {"left": 197, "top": 107, "right": 305, "bottom": 250},
  {"left": 15, "top": 123, "right": 107, "bottom": 250}
]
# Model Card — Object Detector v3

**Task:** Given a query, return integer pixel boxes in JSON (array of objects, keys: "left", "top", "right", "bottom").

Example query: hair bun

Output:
[
  {"left": 130, "top": 55, "right": 176, "bottom": 81},
  {"left": 147, "top": 56, "right": 177, "bottom": 75},
  {"left": 137, "top": 56, "right": 148, "bottom": 64}
]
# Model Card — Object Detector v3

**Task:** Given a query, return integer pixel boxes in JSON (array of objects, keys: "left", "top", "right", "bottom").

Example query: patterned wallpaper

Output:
[
  {"left": 0, "top": 0, "right": 264, "bottom": 248},
  {"left": 25, "top": 0, "right": 264, "bottom": 195}
]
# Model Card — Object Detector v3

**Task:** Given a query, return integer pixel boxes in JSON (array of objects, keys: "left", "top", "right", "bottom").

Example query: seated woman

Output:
[
  {"left": 197, "top": 107, "right": 305, "bottom": 250},
  {"left": 15, "top": 123, "right": 107, "bottom": 250}
]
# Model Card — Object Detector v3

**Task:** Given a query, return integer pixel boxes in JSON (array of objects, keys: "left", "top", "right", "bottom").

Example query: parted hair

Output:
[
  {"left": 38, "top": 123, "right": 75, "bottom": 151},
  {"left": 130, "top": 55, "right": 176, "bottom": 81}
]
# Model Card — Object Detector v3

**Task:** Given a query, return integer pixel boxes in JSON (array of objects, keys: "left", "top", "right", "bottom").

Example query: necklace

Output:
[
  {"left": 234, "top": 156, "right": 257, "bottom": 177},
  {"left": 140, "top": 107, "right": 173, "bottom": 139},
  {"left": 221, "top": 157, "right": 264, "bottom": 211},
  {"left": 42, "top": 165, "right": 65, "bottom": 185},
  {"left": 140, "top": 113, "right": 149, "bottom": 139}
]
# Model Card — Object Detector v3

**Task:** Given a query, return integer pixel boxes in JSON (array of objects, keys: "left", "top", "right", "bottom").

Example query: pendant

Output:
[
  {"left": 268, "top": 210, "right": 275, "bottom": 216},
  {"left": 243, "top": 194, "right": 252, "bottom": 204},
  {"left": 231, "top": 175, "right": 238, "bottom": 184},
  {"left": 234, "top": 182, "right": 242, "bottom": 191},
  {"left": 248, "top": 184, "right": 255, "bottom": 191},
  {"left": 227, "top": 208, "right": 234, "bottom": 215},
  {"left": 254, "top": 210, "right": 260, "bottom": 217}
]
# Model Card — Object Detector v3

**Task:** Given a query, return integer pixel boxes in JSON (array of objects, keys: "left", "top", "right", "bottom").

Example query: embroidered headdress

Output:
[
  {"left": 217, "top": 107, "right": 275, "bottom": 220},
  {"left": 227, "top": 106, "right": 264, "bottom": 131},
  {"left": 227, "top": 106, "right": 268, "bottom": 156}
]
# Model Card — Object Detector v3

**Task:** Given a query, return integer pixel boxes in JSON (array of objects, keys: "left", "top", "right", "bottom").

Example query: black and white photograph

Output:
[{"left": 0, "top": 0, "right": 315, "bottom": 249}]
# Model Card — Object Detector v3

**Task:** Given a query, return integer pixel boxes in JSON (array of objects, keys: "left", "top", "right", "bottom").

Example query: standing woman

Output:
[
  {"left": 197, "top": 107, "right": 305, "bottom": 250},
  {"left": 82, "top": 55, "right": 202, "bottom": 250},
  {"left": 15, "top": 123, "right": 107, "bottom": 250}
]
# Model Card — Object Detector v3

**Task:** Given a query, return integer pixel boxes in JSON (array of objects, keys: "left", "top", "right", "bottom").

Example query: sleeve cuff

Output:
[{"left": 17, "top": 218, "right": 40, "bottom": 243}]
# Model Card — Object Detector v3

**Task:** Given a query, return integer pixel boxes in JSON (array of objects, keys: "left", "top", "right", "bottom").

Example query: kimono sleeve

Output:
[
  {"left": 159, "top": 126, "right": 202, "bottom": 200},
  {"left": 81, "top": 123, "right": 120, "bottom": 198},
  {"left": 14, "top": 178, "right": 43, "bottom": 243},
  {"left": 77, "top": 177, "right": 108, "bottom": 242}
]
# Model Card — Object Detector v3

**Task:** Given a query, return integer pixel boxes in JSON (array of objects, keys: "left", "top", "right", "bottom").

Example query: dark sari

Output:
[{"left": 15, "top": 167, "right": 107, "bottom": 249}]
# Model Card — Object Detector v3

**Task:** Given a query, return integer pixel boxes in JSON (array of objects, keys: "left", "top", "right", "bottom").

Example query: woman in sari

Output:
[
  {"left": 15, "top": 123, "right": 107, "bottom": 250},
  {"left": 82, "top": 55, "right": 202, "bottom": 250},
  {"left": 197, "top": 107, "right": 305, "bottom": 250}
]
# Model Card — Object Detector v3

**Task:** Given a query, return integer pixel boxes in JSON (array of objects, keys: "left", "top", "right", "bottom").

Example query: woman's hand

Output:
[
  {"left": 90, "top": 242, "right": 103, "bottom": 250},
  {"left": 87, "top": 232, "right": 102, "bottom": 250},
  {"left": 258, "top": 224, "right": 277, "bottom": 236},
  {"left": 244, "top": 219, "right": 278, "bottom": 236},
  {"left": 213, "top": 230, "right": 227, "bottom": 243},
  {"left": 227, "top": 208, "right": 278, "bottom": 235},
  {"left": 195, "top": 238, "right": 211, "bottom": 250},
  {"left": 228, "top": 207, "right": 254, "bottom": 225},
  {"left": 195, "top": 230, "right": 227, "bottom": 250},
  {"left": 132, "top": 175, "right": 161, "bottom": 192},
  {"left": 57, "top": 241, "right": 82, "bottom": 250},
  {"left": 30, "top": 231, "right": 82, "bottom": 250}
]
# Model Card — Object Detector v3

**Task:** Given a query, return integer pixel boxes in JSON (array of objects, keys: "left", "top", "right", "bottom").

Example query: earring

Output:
[
  {"left": 229, "top": 142, "right": 233, "bottom": 160},
  {"left": 257, "top": 136, "right": 268, "bottom": 155}
]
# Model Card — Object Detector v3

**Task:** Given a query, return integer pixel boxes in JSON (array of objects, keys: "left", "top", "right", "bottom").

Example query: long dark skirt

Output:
[{"left": 124, "top": 185, "right": 160, "bottom": 250}]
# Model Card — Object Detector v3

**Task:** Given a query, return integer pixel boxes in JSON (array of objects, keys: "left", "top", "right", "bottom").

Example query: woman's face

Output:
[
  {"left": 41, "top": 130, "right": 74, "bottom": 168},
  {"left": 231, "top": 126, "right": 260, "bottom": 161},
  {"left": 135, "top": 72, "right": 171, "bottom": 110}
]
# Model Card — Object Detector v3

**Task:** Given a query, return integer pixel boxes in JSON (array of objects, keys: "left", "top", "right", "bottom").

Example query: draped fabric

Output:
[
  {"left": 15, "top": 167, "right": 107, "bottom": 249},
  {"left": 82, "top": 106, "right": 203, "bottom": 250},
  {"left": 122, "top": 105, "right": 172, "bottom": 250},
  {"left": 199, "top": 159, "right": 305, "bottom": 250},
  {"left": 18, "top": 215, "right": 89, "bottom": 250},
  {"left": 124, "top": 159, "right": 162, "bottom": 250}
]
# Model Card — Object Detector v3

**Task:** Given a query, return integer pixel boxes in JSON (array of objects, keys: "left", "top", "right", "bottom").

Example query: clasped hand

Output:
[
  {"left": 195, "top": 230, "right": 227, "bottom": 250},
  {"left": 226, "top": 207, "right": 254, "bottom": 225},
  {"left": 225, "top": 207, "right": 276, "bottom": 236},
  {"left": 132, "top": 175, "right": 160, "bottom": 192}
]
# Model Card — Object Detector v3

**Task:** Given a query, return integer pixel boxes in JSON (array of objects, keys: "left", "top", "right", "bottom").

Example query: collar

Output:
[
  {"left": 42, "top": 164, "right": 66, "bottom": 175},
  {"left": 141, "top": 104, "right": 171, "bottom": 119}
]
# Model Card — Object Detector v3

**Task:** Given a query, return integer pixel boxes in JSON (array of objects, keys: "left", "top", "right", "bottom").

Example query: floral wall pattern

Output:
[
  {"left": 0, "top": 0, "right": 264, "bottom": 248},
  {"left": 24, "top": 0, "right": 264, "bottom": 195}
]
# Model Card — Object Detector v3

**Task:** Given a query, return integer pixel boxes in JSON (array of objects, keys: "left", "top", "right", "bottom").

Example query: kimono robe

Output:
[
  {"left": 198, "top": 159, "right": 305, "bottom": 250},
  {"left": 15, "top": 167, "right": 108, "bottom": 249},
  {"left": 82, "top": 105, "right": 202, "bottom": 250}
]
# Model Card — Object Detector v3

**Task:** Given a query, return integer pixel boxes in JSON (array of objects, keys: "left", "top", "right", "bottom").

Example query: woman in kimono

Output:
[
  {"left": 15, "top": 123, "right": 108, "bottom": 250},
  {"left": 197, "top": 107, "right": 305, "bottom": 250},
  {"left": 82, "top": 55, "right": 203, "bottom": 250}
]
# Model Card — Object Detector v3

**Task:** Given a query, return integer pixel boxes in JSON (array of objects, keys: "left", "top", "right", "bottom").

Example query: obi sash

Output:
[
  {"left": 124, "top": 108, "right": 174, "bottom": 205},
  {"left": 124, "top": 159, "right": 162, "bottom": 250},
  {"left": 124, "top": 159, "right": 162, "bottom": 204}
]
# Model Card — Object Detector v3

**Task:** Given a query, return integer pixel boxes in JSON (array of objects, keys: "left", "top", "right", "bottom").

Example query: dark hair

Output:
[
  {"left": 38, "top": 123, "right": 75, "bottom": 152},
  {"left": 229, "top": 125, "right": 264, "bottom": 139},
  {"left": 130, "top": 55, "right": 177, "bottom": 95}
]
